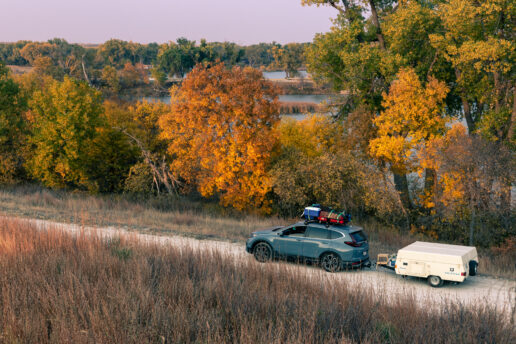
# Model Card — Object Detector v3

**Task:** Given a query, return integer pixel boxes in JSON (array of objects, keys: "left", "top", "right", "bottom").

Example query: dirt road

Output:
[{"left": 7, "top": 216, "right": 516, "bottom": 316}]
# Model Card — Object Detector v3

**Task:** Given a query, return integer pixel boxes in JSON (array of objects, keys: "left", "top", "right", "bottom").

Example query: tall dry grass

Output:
[{"left": 0, "top": 218, "right": 514, "bottom": 343}]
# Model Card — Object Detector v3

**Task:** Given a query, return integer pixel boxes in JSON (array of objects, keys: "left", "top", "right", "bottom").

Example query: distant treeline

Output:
[{"left": 0, "top": 38, "right": 309, "bottom": 89}]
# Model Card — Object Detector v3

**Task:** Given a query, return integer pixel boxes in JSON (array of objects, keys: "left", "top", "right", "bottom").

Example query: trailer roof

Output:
[{"left": 399, "top": 241, "right": 476, "bottom": 257}]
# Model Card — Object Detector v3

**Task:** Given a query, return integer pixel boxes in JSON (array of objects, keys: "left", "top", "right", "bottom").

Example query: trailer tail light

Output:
[{"left": 461, "top": 272, "right": 466, "bottom": 276}]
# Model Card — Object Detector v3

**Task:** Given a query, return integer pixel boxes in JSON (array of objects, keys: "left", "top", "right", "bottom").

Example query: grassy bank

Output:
[
  {"left": 0, "top": 218, "right": 513, "bottom": 343},
  {"left": 0, "top": 185, "right": 514, "bottom": 279}
]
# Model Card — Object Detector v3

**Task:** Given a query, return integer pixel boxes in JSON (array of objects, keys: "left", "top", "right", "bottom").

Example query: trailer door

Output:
[{"left": 407, "top": 261, "right": 426, "bottom": 277}]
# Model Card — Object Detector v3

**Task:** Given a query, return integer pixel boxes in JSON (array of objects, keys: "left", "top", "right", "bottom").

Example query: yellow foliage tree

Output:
[
  {"left": 27, "top": 77, "right": 103, "bottom": 190},
  {"left": 369, "top": 67, "right": 449, "bottom": 209},
  {"left": 159, "top": 62, "right": 280, "bottom": 211},
  {"left": 370, "top": 68, "right": 449, "bottom": 173},
  {"left": 271, "top": 115, "right": 400, "bottom": 217}
]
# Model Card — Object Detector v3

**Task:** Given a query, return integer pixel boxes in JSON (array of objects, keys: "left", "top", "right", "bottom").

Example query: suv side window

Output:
[
  {"left": 283, "top": 226, "right": 307, "bottom": 237},
  {"left": 329, "top": 230, "right": 343, "bottom": 239},
  {"left": 306, "top": 226, "right": 329, "bottom": 239}
]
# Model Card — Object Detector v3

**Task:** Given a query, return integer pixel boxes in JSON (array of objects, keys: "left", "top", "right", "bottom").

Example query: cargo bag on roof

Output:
[
  {"left": 319, "top": 210, "right": 351, "bottom": 225},
  {"left": 303, "top": 205, "right": 321, "bottom": 220}
]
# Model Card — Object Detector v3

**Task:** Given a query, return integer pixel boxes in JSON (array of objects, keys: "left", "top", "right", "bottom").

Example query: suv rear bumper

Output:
[{"left": 343, "top": 258, "right": 371, "bottom": 269}]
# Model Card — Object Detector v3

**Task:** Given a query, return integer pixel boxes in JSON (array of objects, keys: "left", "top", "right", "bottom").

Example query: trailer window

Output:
[{"left": 350, "top": 230, "right": 367, "bottom": 242}]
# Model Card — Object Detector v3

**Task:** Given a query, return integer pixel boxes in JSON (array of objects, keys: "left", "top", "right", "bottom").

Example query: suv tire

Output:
[
  {"left": 253, "top": 242, "right": 272, "bottom": 263},
  {"left": 427, "top": 275, "right": 443, "bottom": 288},
  {"left": 320, "top": 253, "right": 341, "bottom": 273}
]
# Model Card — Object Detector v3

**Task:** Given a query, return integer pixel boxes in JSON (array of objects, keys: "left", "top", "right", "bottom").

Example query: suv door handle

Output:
[{"left": 295, "top": 238, "right": 302, "bottom": 241}]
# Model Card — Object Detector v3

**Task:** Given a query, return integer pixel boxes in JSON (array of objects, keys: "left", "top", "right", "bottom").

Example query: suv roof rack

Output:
[{"left": 303, "top": 219, "right": 331, "bottom": 227}]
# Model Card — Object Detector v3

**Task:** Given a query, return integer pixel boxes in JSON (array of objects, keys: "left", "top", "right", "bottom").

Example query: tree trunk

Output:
[
  {"left": 424, "top": 168, "right": 437, "bottom": 203},
  {"left": 500, "top": 181, "right": 512, "bottom": 213},
  {"left": 393, "top": 172, "right": 411, "bottom": 210},
  {"left": 455, "top": 69, "right": 476, "bottom": 133},
  {"left": 368, "top": 0, "right": 386, "bottom": 50},
  {"left": 469, "top": 204, "right": 475, "bottom": 246},
  {"left": 510, "top": 85, "right": 516, "bottom": 142},
  {"left": 81, "top": 55, "right": 91, "bottom": 86}
]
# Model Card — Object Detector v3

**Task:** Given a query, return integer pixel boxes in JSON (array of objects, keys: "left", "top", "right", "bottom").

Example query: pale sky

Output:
[{"left": 1, "top": 0, "right": 337, "bottom": 44}]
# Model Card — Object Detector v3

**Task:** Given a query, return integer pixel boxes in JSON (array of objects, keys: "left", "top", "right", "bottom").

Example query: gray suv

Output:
[{"left": 245, "top": 222, "right": 370, "bottom": 272}]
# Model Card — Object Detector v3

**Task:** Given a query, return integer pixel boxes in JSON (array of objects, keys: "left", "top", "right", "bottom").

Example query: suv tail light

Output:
[
  {"left": 461, "top": 272, "right": 466, "bottom": 276},
  {"left": 344, "top": 241, "right": 362, "bottom": 247}
]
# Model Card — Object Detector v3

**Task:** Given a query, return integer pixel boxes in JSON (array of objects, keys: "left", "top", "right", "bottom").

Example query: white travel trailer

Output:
[{"left": 394, "top": 241, "right": 479, "bottom": 287}]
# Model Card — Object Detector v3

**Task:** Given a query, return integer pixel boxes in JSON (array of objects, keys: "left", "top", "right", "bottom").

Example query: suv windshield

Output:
[{"left": 350, "top": 230, "right": 367, "bottom": 242}]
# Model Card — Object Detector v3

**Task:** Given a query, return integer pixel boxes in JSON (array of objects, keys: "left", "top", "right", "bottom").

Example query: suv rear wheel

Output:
[
  {"left": 320, "top": 253, "right": 341, "bottom": 273},
  {"left": 253, "top": 242, "right": 272, "bottom": 263},
  {"left": 427, "top": 275, "right": 443, "bottom": 288}
]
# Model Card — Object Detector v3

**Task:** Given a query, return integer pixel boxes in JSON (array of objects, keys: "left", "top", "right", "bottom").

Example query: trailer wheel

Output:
[
  {"left": 427, "top": 275, "right": 443, "bottom": 288},
  {"left": 469, "top": 261, "right": 478, "bottom": 276}
]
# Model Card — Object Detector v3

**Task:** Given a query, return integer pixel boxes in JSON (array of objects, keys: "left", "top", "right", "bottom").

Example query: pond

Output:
[
  {"left": 139, "top": 94, "right": 332, "bottom": 106},
  {"left": 262, "top": 70, "right": 310, "bottom": 79}
]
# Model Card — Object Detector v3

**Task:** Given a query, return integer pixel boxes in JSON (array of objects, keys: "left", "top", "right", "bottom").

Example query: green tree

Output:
[
  {"left": 157, "top": 38, "right": 198, "bottom": 78},
  {"left": 97, "top": 39, "right": 133, "bottom": 68},
  {"left": 27, "top": 77, "right": 103, "bottom": 190},
  {"left": 271, "top": 43, "right": 305, "bottom": 78},
  {"left": 0, "top": 63, "right": 27, "bottom": 184}
]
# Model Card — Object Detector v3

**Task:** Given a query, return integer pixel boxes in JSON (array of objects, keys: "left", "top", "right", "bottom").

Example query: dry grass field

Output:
[
  {"left": 0, "top": 217, "right": 514, "bottom": 343},
  {"left": 0, "top": 185, "right": 514, "bottom": 279}
]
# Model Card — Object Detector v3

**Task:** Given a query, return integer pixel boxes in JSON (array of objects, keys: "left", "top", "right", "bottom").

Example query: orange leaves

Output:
[
  {"left": 159, "top": 62, "right": 279, "bottom": 212},
  {"left": 369, "top": 68, "right": 449, "bottom": 173}
]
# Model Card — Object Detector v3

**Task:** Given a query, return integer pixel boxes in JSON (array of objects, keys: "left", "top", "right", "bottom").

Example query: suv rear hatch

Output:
[{"left": 347, "top": 229, "right": 369, "bottom": 260}]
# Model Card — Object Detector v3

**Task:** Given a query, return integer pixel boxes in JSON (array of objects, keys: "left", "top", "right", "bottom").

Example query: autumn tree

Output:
[
  {"left": 271, "top": 115, "right": 399, "bottom": 218},
  {"left": 304, "top": 0, "right": 515, "bottom": 210},
  {"left": 105, "top": 100, "right": 176, "bottom": 194},
  {"left": 429, "top": 0, "right": 515, "bottom": 136},
  {"left": 159, "top": 62, "right": 280, "bottom": 211},
  {"left": 369, "top": 68, "right": 449, "bottom": 209},
  {"left": 96, "top": 39, "right": 133, "bottom": 68},
  {"left": 119, "top": 62, "right": 148, "bottom": 88},
  {"left": 0, "top": 63, "right": 27, "bottom": 184},
  {"left": 101, "top": 65, "right": 120, "bottom": 93},
  {"left": 27, "top": 77, "right": 103, "bottom": 190},
  {"left": 421, "top": 124, "right": 514, "bottom": 245},
  {"left": 19, "top": 39, "right": 92, "bottom": 82}
]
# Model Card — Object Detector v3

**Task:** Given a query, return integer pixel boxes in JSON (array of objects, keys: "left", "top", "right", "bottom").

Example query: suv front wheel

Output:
[
  {"left": 320, "top": 253, "right": 341, "bottom": 272},
  {"left": 253, "top": 242, "right": 272, "bottom": 263}
]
